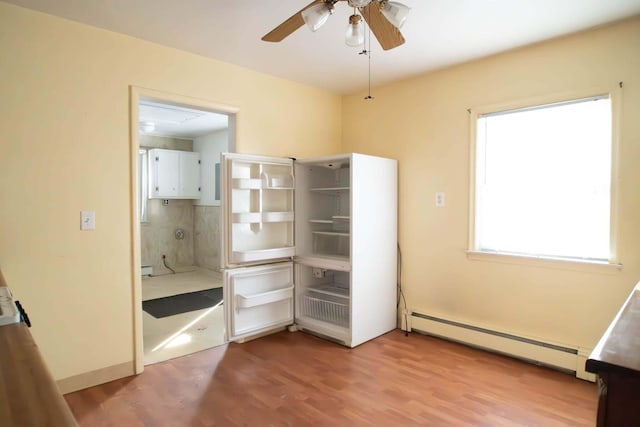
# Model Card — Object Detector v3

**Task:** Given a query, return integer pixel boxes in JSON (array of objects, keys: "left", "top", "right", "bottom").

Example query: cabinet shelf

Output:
[
  {"left": 312, "top": 231, "right": 350, "bottom": 237},
  {"left": 237, "top": 285, "right": 294, "bottom": 309},
  {"left": 308, "top": 285, "right": 349, "bottom": 298},
  {"left": 232, "top": 211, "right": 294, "bottom": 224},
  {"left": 309, "top": 187, "right": 350, "bottom": 193},
  {"left": 262, "top": 173, "right": 294, "bottom": 190},
  {"left": 232, "top": 247, "right": 295, "bottom": 263},
  {"left": 232, "top": 174, "right": 294, "bottom": 190},
  {"left": 232, "top": 178, "right": 262, "bottom": 189},
  {"left": 308, "top": 216, "right": 350, "bottom": 224},
  {"left": 294, "top": 255, "right": 351, "bottom": 272}
]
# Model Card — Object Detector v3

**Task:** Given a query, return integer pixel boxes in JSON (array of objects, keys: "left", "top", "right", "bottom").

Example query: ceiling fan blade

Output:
[
  {"left": 262, "top": 0, "right": 324, "bottom": 42},
  {"left": 360, "top": 3, "right": 405, "bottom": 50}
]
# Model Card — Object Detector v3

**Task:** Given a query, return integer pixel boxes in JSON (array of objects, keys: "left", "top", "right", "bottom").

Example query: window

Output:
[
  {"left": 138, "top": 149, "right": 148, "bottom": 222},
  {"left": 471, "top": 95, "right": 614, "bottom": 262}
]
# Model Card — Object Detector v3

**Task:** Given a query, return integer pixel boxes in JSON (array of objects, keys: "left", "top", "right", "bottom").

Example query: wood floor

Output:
[{"left": 65, "top": 329, "right": 597, "bottom": 426}]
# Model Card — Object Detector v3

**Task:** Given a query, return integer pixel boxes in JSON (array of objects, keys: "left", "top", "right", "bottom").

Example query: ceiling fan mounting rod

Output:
[{"left": 346, "top": 0, "right": 386, "bottom": 9}]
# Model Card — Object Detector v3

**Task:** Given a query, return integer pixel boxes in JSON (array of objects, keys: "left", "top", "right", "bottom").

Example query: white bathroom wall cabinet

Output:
[{"left": 148, "top": 148, "right": 201, "bottom": 199}]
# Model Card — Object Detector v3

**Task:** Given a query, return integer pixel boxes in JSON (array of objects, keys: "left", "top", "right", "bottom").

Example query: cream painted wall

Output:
[
  {"left": 343, "top": 17, "right": 640, "bottom": 351},
  {"left": 0, "top": 2, "right": 341, "bottom": 381}
]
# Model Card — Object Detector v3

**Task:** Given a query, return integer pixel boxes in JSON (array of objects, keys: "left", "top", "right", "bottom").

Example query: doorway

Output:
[{"left": 130, "top": 87, "right": 237, "bottom": 372}]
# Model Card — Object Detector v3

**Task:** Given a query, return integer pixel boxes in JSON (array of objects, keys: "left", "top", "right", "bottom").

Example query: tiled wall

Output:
[
  {"left": 139, "top": 135, "right": 222, "bottom": 274},
  {"left": 141, "top": 199, "right": 195, "bottom": 273},
  {"left": 194, "top": 206, "right": 221, "bottom": 271}
]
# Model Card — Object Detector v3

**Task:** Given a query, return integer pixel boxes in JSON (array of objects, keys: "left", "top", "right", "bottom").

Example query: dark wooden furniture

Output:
[
  {"left": 586, "top": 281, "right": 640, "bottom": 426},
  {"left": 0, "top": 269, "right": 77, "bottom": 427}
]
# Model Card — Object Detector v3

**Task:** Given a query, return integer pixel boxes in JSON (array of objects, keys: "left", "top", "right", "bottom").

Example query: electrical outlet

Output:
[
  {"left": 312, "top": 268, "right": 325, "bottom": 278},
  {"left": 435, "top": 192, "right": 445, "bottom": 207},
  {"left": 80, "top": 210, "right": 96, "bottom": 230}
]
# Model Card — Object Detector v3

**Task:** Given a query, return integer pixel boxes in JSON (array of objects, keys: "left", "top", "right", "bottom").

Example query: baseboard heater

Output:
[{"left": 410, "top": 311, "right": 595, "bottom": 381}]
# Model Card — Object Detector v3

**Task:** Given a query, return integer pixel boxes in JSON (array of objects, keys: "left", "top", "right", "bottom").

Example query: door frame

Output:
[{"left": 129, "top": 86, "right": 239, "bottom": 374}]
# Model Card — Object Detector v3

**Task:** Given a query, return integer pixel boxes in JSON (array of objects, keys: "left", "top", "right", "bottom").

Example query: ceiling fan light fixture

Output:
[
  {"left": 301, "top": 2, "right": 335, "bottom": 32},
  {"left": 380, "top": 1, "right": 410, "bottom": 29},
  {"left": 348, "top": 0, "right": 372, "bottom": 7},
  {"left": 345, "top": 14, "right": 365, "bottom": 47},
  {"left": 140, "top": 121, "right": 156, "bottom": 133}
]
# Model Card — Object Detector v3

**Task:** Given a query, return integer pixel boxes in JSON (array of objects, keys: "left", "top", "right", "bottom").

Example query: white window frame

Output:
[
  {"left": 138, "top": 149, "right": 148, "bottom": 223},
  {"left": 467, "top": 87, "right": 622, "bottom": 269}
]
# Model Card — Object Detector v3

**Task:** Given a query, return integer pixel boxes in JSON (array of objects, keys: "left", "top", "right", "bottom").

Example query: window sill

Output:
[{"left": 466, "top": 250, "right": 622, "bottom": 274}]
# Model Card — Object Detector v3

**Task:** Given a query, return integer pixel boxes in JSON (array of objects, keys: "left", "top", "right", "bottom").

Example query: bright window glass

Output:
[{"left": 474, "top": 96, "right": 612, "bottom": 261}]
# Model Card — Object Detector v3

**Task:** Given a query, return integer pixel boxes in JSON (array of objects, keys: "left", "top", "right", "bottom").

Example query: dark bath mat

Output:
[{"left": 143, "top": 288, "right": 223, "bottom": 318}]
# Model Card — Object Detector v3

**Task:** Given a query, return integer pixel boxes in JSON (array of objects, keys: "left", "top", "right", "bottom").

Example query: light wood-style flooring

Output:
[
  {"left": 142, "top": 269, "right": 224, "bottom": 365},
  {"left": 65, "top": 329, "right": 597, "bottom": 426}
]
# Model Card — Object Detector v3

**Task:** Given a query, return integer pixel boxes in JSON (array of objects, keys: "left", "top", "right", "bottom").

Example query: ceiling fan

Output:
[{"left": 262, "top": 0, "right": 411, "bottom": 51}]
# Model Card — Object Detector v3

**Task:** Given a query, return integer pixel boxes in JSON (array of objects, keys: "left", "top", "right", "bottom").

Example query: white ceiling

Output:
[
  {"left": 4, "top": 0, "right": 640, "bottom": 94},
  {"left": 139, "top": 100, "right": 228, "bottom": 139}
]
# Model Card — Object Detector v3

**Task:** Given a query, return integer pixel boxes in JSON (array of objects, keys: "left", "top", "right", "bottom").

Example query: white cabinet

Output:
[
  {"left": 179, "top": 152, "right": 201, "bottom": 199},
  {"left": 294, "top": 154, "right": 398, "bottom": 347},
  {"left": 148, "top": 148, "right": 201, "bottom": 199},
  {"left": 222, "top": 153, "right": 397, "bottom": 348},
  {"left": 193, "top": 132, "right": 227, "bottom": 206}
]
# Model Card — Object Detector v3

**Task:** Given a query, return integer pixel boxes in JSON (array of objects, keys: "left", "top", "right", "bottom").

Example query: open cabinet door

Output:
[
  {"left": 221, "top": 153, "right": 295, "bottom": 268},
  {"left": 224, "top": 262, "right": 294, "bottom": 342}
]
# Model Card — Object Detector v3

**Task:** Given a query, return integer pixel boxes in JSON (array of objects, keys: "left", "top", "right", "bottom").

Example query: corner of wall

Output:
[{"left": 57, "top": 361, "right": 135, "bottom": 394}]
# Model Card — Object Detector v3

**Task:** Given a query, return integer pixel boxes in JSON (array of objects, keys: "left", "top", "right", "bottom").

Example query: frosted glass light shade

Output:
[
  {"left": 140, "top": 121, "right": 155, "bottom": 133},
  {"left": 301, "top": 3, "right": 333, "bottom": 32},
  {"left": 380, "top": 1, "right": 410, "bottom": 29},
  {"left": 345, "top": 15, "right": 365, "bottom": 47}
]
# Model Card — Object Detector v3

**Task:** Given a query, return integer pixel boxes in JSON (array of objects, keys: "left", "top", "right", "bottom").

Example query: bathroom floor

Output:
[{"left": 142, "top": 268, "right": 225, "bottom": 365}]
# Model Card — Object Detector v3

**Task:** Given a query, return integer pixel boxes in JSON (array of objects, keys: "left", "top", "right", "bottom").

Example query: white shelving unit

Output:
[
  {"left": 293, "top": 154, "right": 397, "bottom": 347},
  {"left": 222, "top": 153, "right": 397, "bottom": 348},
  {"left": 223, "top": 155, "right": 295, "bottom": 266}
]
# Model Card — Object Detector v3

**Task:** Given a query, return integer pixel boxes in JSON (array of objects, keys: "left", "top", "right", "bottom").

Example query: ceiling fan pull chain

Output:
[
  {"left": 364, "top": 4, "right": 374, "bottom": 100},
  {"left": 359, "top": 11, "right": 368, "bottom": 56}
]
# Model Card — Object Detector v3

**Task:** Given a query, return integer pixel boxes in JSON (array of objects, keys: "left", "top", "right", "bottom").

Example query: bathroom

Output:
[{"left": 138, "top": 99, "right": 232, "bottom": 365}]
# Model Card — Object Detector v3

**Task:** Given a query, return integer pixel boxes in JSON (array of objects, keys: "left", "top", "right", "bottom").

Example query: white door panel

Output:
[
  {"left": 221, "top": 153, "right": 295, "bottom": 268},
  {"left": 180, "top": 151, "right": 201, "bottom": 198},
  {"left": 224, "top": 262, "right": 294, "bottom": 341}
]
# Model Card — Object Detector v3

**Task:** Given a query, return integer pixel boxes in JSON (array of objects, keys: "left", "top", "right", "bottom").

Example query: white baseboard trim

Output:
[
  {"left": 576, "top": 348, "right": 597, "bottom": 382},
  {"left": 411, "top": 311, "right": 594, "bottom": 382},
  {"left": 57, "top": 361, "right": 135, "bottom": 394}
]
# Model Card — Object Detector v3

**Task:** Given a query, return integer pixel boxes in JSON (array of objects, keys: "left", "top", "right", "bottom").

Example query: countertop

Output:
[
  {"left": 586, "top": 281, "right": 640, "bottom": 376},
  {"left": 0, "top": 269, "right": 77, "bottom": 426}
]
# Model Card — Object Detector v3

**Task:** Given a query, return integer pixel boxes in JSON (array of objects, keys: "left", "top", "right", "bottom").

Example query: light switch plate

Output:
[{"left": 81, "top": 210, "right": 96, "bottom": 230}]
